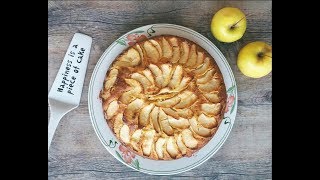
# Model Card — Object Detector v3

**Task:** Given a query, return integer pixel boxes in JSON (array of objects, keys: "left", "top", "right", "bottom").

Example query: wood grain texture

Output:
[{"left": 48, "top": 1, "right": 272, "bottom": 179}]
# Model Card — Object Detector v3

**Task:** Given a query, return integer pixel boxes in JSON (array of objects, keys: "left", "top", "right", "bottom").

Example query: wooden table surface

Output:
[{"left": 48, "top": 1, "right": 272, "bottom": 179}]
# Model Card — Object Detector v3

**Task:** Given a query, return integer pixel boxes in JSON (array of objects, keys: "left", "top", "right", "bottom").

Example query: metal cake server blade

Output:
[{"left": 48, "top": 33, "right": 92, "bottom": 151}]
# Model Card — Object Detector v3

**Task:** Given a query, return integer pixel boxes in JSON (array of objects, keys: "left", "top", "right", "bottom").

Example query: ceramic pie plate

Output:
[{"left": 88, "top": 24, "right": 237, "bottom": 175}]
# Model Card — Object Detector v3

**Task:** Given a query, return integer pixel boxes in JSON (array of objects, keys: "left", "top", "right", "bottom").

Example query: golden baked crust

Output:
[{"left": 100, "top": 35, "right": 227, "bottom": 160}]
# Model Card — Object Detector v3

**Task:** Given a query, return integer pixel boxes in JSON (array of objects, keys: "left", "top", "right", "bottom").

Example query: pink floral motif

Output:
[
  {"left": 225, "top": 95, "right": 235, "bottom": 113},
  {"left": 119, "top": 144, "right": 135, "bottom": 164},
  {"left": 126, "top": 33, "right": 147, "bottom": 46}
]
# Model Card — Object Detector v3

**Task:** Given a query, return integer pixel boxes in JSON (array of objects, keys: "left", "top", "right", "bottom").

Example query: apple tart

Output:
[{"left": 100, "top": 35, "right": 227, "bottom": 160}]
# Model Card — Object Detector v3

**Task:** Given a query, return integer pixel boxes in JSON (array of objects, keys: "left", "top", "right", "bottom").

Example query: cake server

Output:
[{"left": 48, "top": 33, "right": 92, "bottom": 151}]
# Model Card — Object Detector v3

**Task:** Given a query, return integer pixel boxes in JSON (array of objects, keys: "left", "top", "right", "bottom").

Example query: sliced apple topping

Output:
[
  {"left": 193, "top": 57, "right": 211, "bottom": 76},
  {"left": 142, "top": 129, "right": 156, "bottom": 156},
  {"left": 133, "top": 44, "right": 144, "bottom": 62},
  {"left": 198, "top": 113, "right": 217, "bottom": 128},
  {"left": 119, "top": 79, "right": 142, "bottom": 104},
  {"left": 120, "top": 124, "right": 130, "bottom": 144},
  {"left": 198, "top": 78, "right": 221, "bottom": 92},
  {"left": 130, "top": 129, "right": 142, "bottom": 151},
  {"left": 159, "top": 108, "right": 174, "bottom": 135},
  {"left": 105, "top": 100, "right": 119, "bottom": 119},
  {"left": 189, "top": 117, "right": 212, "bottom": 137},
  {"left": 113, "top": 114, "right": 124, "bottom": 138},
  {"left": 104, "top": 68, "right": 118, "bottom": 91},
  {"left": 203, "top": 91, "right": 222, "bottom": 103},
  {"left": 174, "top": 91, "right": 197, "bottom": 109},
  {"left": 168, "top": 65, "right": 183, "bottom": 89},
  {"left": 201, "top": 103, "right": 222, "bottom": 116},
  {"left": 179, "top": 41, "right": 190, "bottom": 64},
  {"left": 155, "top": 137, "right": 166, "bottom": 159},
  {"left": 150, "top": 106, "right": 161, "bottom": 132},
  {"left": 139, "top": 103, "right": 155, "bottom": 127},
  {"left": 143, "top": 41, "right": 160, "bottom": 63},
  {"left": 149, "top": 64, "right": 164, "bottom": 88},
  {"left": 160, "top": 64, "right": 173, "bottom": 87},
  {"left": 168, "top": 37, "right": 180, "bottom": 63},
  {"left": 168, "top": 116, "right": 190, "bottom": 129},
  {"left": 131, "top": 72, "right": 152, "bottom": 93},
  {"left": 173, "top": 77, "right": 192, "bottom": 92},
  {"left": 115, "top": 48, "right": 141, "bottom": 67},
  {"left": 186, "top": 44, "right": 197, "bottom": 67},
  {"left": 166, "top": 136, "right": 179, "bottom": 158},
  {"left": 142, "top": 69, "right": 155, "bottom": 85},
  {"left": 101, "top": 36, "right": 227, "bottom": 160},
  {"left": 176, "top": 133, "right": 187, "bottom": 155},
  {"left": 195, "top": 51, "right": 205, "bottom": 68},
  {"left": 181, "top": 129, "right": 198, "bottom": 149},
  {"left": 149, "top": 39, "right": 163, "bottom": 58},
  {"left": 161, "top": 37, "right": 173, "bottom": 59},
  {"left": 124, "top": 98, "right": 145, "bottom": 124},
  {"left": 196, "top": 68, "right": 216, "bottom": 84}
]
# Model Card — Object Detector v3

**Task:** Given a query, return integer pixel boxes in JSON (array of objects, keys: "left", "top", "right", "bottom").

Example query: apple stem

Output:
[
  {"left": 258, "top": 52, "right": 272, "bottom": 58},
  {"left": 264, "top": 54, "right": 272, "bottom": 58},
  {"left": 231, "top": 16, "right": 245, "bottom": 29}
]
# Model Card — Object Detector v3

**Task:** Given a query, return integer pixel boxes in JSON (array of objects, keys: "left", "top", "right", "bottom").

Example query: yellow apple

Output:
[
  {"left": 211, "top": 7, "right": 247, "bottom": 43},
  {"left": 237, "top": 41, "right": 272, "bottom": 78}
]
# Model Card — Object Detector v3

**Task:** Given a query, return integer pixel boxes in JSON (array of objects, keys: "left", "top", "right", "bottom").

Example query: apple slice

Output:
[
  {"left": 161, "top": 37, "right": 173, "bottom": 59},
  {"left": 176, "top": 133, "right": 187, "bottom": 155},
  {"left": 174, "top": 91, "right": 197, "bottom": 109},
  {"left": 168, "top": 116, "right": 190, "bottom": 129},
  {"left": 168, "top": 65, "right": 183, "bottom": 89},
  {"left": 193, "top": 57, "right": 211, "bottom": 76},
  {"left": 154, "top": 95, "right": 181, "bottom": 108},
  {"left": 150, "top": 106, "right": 161, "bottom": 133},
  {"left": 185, "top": 44, "right": 197, "bottom": 67},
  {"left": 176, "top": 108, "right": 193, "bottom": 119},
  {"left": 149, "top": 64, "right": 164, "bottom": 88},
  {"left": 162, "top": 108, "right": 180, "bottom": 119},
  {"left": 133, "top": 44, "right": 144, "bottom": 62},
  {"left": 119, "top": 79, "right": 142, "bottom": 104},
  {"left": 116, "top": 48, "right": 141, "bottom": 67},
  {"left": 168, "top": 37, "right": 180, "bottom": 63},
  {"left": 113, "top": 113, "right": 124, "bottom": 138},
  {"left": 124, "top": 98, "right": 145, "bottom": 124},
  {"left": 120, "top": 124, "right": 130, "bottom": 144},
  {"left": 130, "top": 129, "right": 142, "bottom": 151},
  {"left": 189, "top": 117, "right": 212, "bottom": 137},
  {"left": 201, "top": 103, "right": 222, "bottom": 116},
  {"left": 195, "top": 51, "right": 205, "bottom": 68},
  {"left": 196, "top": 68, "right": 216, "bottom": 84},
  {"left": 139, "top": 103, "right": 155, "bottom": 127},
  {"left": 131, "top": 72, "right": 152, "bottom": 93},
  {"left": 173, "top": 77, "right": 192, "bottom": 92},
  {"left": 166, "top": 136, "right": 179, "bottom": 158},
  {"left": 159, "top": 108, "right": 174, "bottom": 135},
  {"left": 198, "top": 113, "right": 217, "bottom": 128},
  {"left": 105, "top": 100, "right": 119, "bottom": 119},
  {"left": 181, "top": 129, "right": 198, "bottom": 149},
  {"left": 142, "top": 129, "right": 156, "bottom": 156},
  {"left": 203, "top": 91, "right": 222, "bottom": 103},
  {"left": 149, "top": 39, "right": 163, "bottom": 59},
  {"left": 143, "top": 41, "right": 160, "bottom": 63},
  {"left": 198, "top": 78, "right": 221, "bottom": 92},
  {"left": 179, "top": 41, "right": 190, "bottom": 64},
  {"left": 160, "top": 64, "right": 173, "bottom": 87},
  {"left": 104, "top": 68, "right": 118, "bottom": 91},
  {"left": 162, "top": 108, "right": 193, "bottom": 119},
  {"left": 155, "top": 137, "right": 166, "bottom": 159},
  {"left": 142, "top": 69, "right": 155, "bottom": 85}
]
